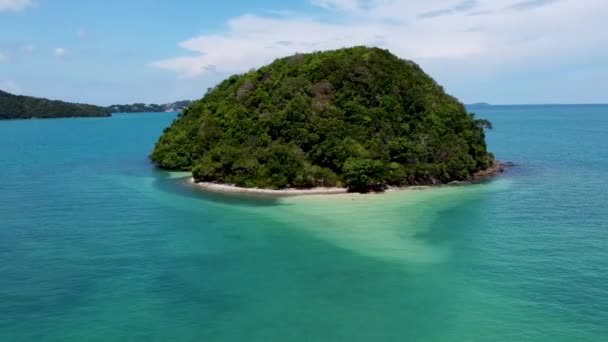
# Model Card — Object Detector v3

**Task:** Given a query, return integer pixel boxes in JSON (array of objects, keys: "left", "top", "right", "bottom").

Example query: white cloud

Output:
[
  {"left": 0, "top": 52, "right": 6, "bottom": 62},
  {"left": 23, "top": 44, "right": 35, "bottom": 54},
  {"left": 77, "top": 28, "right": 87, "bottom": 39},
  {"left": 1, "top": 80, "right": 21, "bottom": 94},
  {"left": 0, "top": 0, "right": 33, "bottom": 12},
  {"left": 53, "top": 47, "right": 68, "bottom": 57},
  {"left": 152, "top": 15, "right": 396, "bottom": 77},
  {"left": 152, "top": 0, "right": 608, "bottom": 80},
  {"left": 311, "top": 0, "right": 361, "bottom": 11}
]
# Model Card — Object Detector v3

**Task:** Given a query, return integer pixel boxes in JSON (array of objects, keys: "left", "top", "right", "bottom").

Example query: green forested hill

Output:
[
  {"left": 0, "top": 90, "right": 111, "bottom": 119},
  {"left": 152, "top": 46, "right": 494, "bottom": 191}
]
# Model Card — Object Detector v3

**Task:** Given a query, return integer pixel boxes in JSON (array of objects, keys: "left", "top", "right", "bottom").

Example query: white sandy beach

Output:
[
  {"left": 187, "top": 178, "right": 349, "bottom": 195},
  {"left": 185, "top": 160, "right": 504, "bottom": 197},
  {"left": 187, "top": 178, "right": 446, "bottom": 198}
]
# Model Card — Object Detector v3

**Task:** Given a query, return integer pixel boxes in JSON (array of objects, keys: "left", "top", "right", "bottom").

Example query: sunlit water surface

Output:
[{"left": 1, "top": 107, "right": 607, "bottom": 341}]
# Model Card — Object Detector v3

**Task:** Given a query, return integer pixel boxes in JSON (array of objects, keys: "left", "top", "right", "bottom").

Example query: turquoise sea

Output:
[{"left": 1, "top": 105, "right": 607, "bottom": 341}]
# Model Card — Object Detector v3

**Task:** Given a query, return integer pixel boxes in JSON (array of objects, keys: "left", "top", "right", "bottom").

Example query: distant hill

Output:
[
  {"left": 0, "top": 90, "right": 193, "bottom": 120},
  {"left": 107, "top": 100, "right": 192, "bottom": 113},
  {"left": 0, "top": 90, "right": 111, "bottom": 120}
]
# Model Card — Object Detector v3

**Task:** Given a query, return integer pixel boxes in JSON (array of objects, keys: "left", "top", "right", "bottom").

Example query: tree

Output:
[{"left": 342, "top": 158, "right": 387, "bottom": 192}]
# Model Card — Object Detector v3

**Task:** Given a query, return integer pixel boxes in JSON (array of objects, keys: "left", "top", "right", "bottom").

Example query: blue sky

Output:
[{"left": 1, "top": 0, "right": 607, "bottom": 105}]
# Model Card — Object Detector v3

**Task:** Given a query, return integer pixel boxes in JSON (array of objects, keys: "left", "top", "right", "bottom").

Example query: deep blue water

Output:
[{"left": 0, "top": 107, "right": 607, "bottom": 341}]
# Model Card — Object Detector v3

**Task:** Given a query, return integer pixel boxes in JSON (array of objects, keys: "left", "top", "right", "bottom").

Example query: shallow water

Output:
[{"left": 0, "top": 107, "right": 607, "bottom": 341}]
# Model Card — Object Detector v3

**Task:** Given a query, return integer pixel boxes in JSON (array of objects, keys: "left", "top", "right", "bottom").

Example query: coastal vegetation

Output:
[
  {"left": 0, "top": 90, "right": 110, "bottom": 119},
  {"left": 151, "top": 46, "right": 494, "bottom": 191}
]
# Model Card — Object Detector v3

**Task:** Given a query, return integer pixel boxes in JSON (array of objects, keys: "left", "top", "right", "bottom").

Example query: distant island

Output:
[
  {"left": 152, "top": 46, "right": 496, "bottom": 192},
  {"left": 467, "top": 102, "right": 492, "bottom": 108},
  {"left": 0, "top": 90, "right": 111, "bottom": 120},
  {"left": 0, "top": 89, "right": 192, "bottom": 120}
]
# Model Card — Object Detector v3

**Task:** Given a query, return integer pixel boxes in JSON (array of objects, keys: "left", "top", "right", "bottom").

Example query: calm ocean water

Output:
[{"left": 0, "top": 106, "right": 607, "bottom": 341}]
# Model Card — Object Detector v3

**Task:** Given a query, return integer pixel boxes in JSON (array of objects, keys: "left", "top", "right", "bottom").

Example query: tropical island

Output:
[
  {"left": 0, "top": 90, "right": 192, "bottom": 120},
  {"left": 151, "top": 46, "right": 497, "bottom": 193}
]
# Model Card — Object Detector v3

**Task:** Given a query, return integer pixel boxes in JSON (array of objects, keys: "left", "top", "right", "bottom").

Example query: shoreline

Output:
[
  {"left": 186, "top": 160, "right": 505, "bottom": 197},
  {"left": 187, "top": 179, "right": 348, "bottom": 196}
]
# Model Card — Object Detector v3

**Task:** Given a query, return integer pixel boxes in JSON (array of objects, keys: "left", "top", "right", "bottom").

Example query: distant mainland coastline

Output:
[
  {"left": 107, "top": 101, "right": 192, "bottom": 114},
  {"left": 0, "top": 89, "right": 191, "bottom": 120},
  {"left": 0, "top": 89, "right": 111, "bottom": 120}
]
